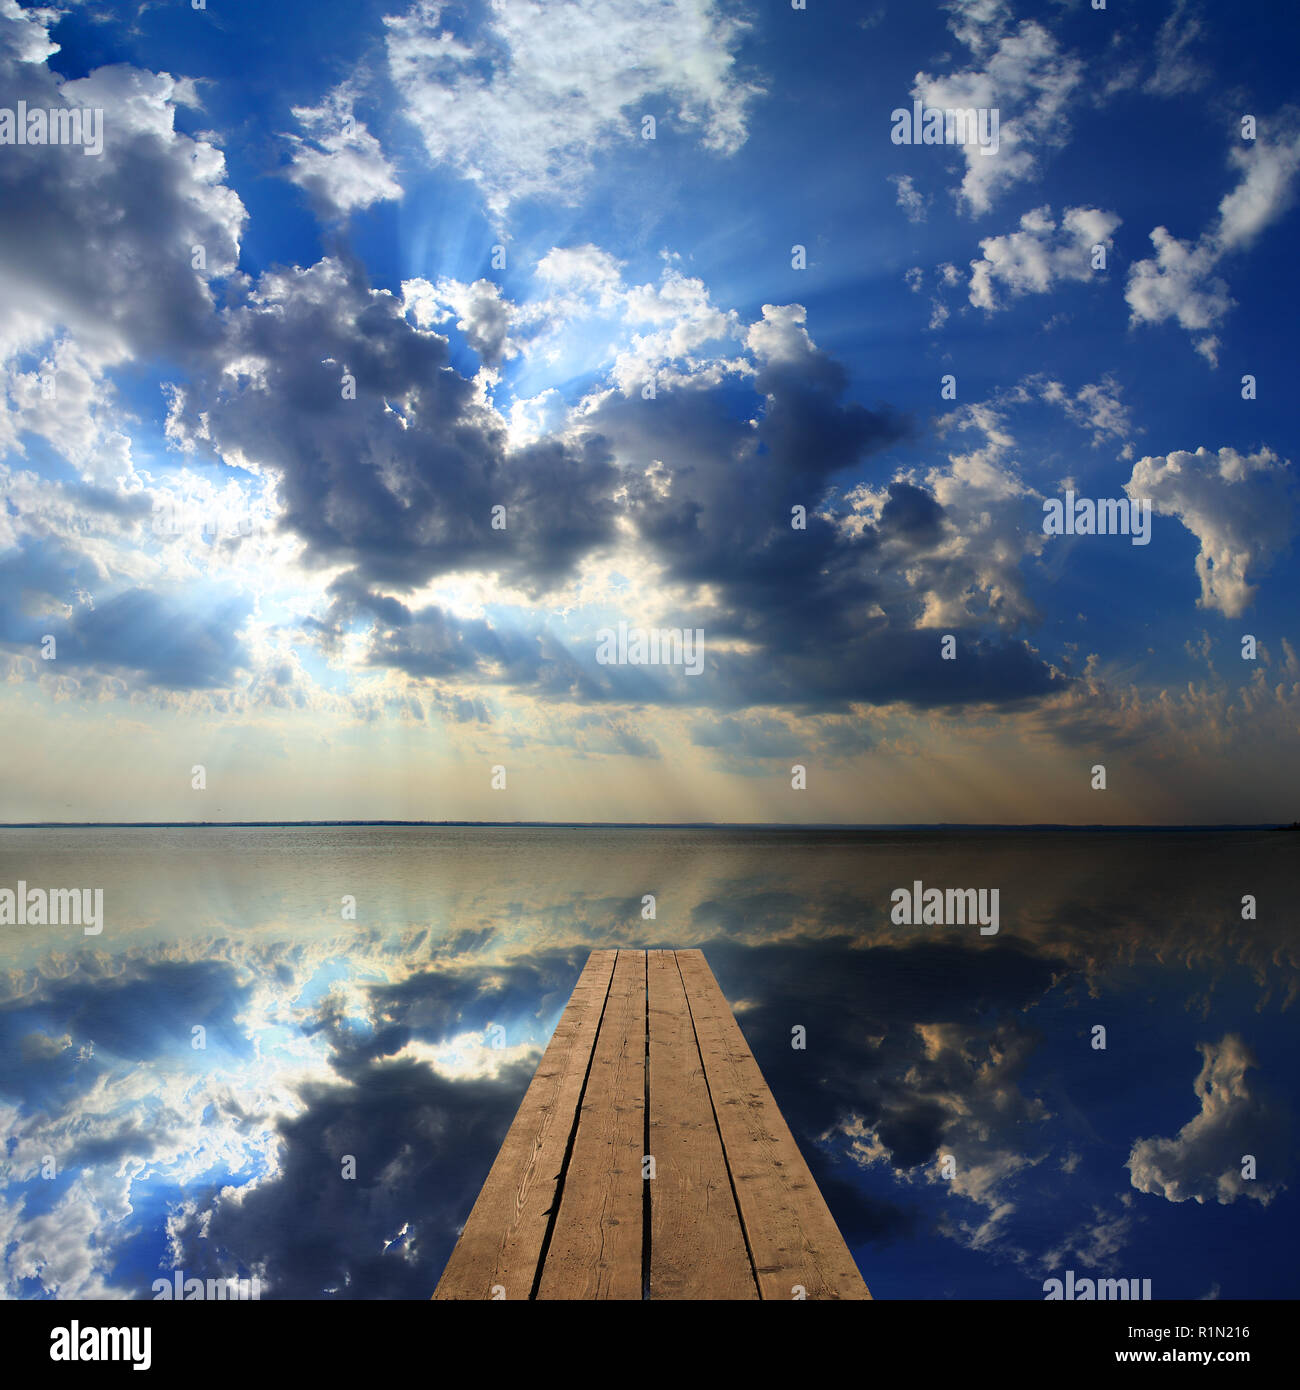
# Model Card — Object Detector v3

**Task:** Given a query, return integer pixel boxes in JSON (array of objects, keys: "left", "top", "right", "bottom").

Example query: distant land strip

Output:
[{"left": 0, "top": 821, "right": 1291, "bottom": 831}]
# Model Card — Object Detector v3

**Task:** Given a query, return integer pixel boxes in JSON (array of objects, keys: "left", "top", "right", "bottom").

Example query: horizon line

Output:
[{"left": 0, "top": 820, "right": 1293, "bottom": 831}]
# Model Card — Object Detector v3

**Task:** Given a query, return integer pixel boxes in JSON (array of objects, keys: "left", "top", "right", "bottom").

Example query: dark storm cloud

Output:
[
  {"left": 814, "top": 1172, "right": 920, "bottom": 1246},
  {"left": 170, "top": 257, "right": 622, "bottom": 596},
  {"left": 878, "top": 481, "right": 944, "bottom": 538},
  {"left": 329, "top": 949, "right": 588, "bottom": 1075},
  {"left": 58, "top": 587, "right": 252, "bottom": 689},
  {"left": 60, "top": 484, "right": 154, "bottom": 524},
  {"left": 579, "top": 369, "right": 1063, "bottom": 711},
  {"left": 306, "top": 572, "right": 712, "bottom": 706},
  {"left": 0, "top": 541, "right": 250, "bottom": 688},
  {"left": 300, "top": 487, "right": 1060, "bottom": 717},
  {"left": 157, "top": 240, "right": 1061, "bottom": 713},
  {"left": 171, "top": 1054, "right": 534, "bottom": 1298},
  {"left": 700, "top": 935, "right": 1066, "bottom": 1173},
  {"left": 167, "top": 948, "right": 594, "bottom": 1298},
  {"left": 62, "top": 1118, "right": 170, "bottom": 1171},
  {"left": 0, "top": 539, "right": 95, "bottom": 643},
  {"left": 690, "top": 713, "right": 805, "bottom": 760},
  {"left": 305, "top": 574, "right": 505, "bottom": 678},
  {"left": 39, "top": 959, "right": 253, "bottom": 1064},
  {"left": 127, "top": 936, "right": 1062, "bottom": 1292},
  {"left": 0, "top": 52, "right": 244, "bottom": 363},
  {"left": 0, "top": 7, "right": 1061, "bottom": 716},
  {"left": 689, "top": 711, "right": 873, "bottom": 772},
  {"left": 597, "top": 363, "right": 908, "bottom": 603},
  {"left": 0, "top": 1029, "right": 85, "bottom": 1108},
  {"left": 306, "top": 574, "right": 596, "bottom": 693},
  {"left": 709, "top": 627, "right": 1062, "bottom": 712},
  {"left": 0, "top": 959, "right": 253, "bottom": 1109}
]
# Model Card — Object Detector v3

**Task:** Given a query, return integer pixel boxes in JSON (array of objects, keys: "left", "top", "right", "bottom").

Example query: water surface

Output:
[{"left": 0, "top": 827, "right": 1295, "bottom": 1299}]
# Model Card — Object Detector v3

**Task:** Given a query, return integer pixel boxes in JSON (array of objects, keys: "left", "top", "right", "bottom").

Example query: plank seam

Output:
[
  {"left": 673, "top": 949, "right": 762, "bottom": 1301},
  {"left": 641, "top": 950, "right": 651, "bottom": 1300},
  {"left": 527, "top": 949, "right": 619, "bottom": 1300}
]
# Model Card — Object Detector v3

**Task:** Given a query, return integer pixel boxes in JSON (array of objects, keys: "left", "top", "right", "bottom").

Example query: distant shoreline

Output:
[{"left": 0, "top": 821, "right": 1291, "bottom": 832}]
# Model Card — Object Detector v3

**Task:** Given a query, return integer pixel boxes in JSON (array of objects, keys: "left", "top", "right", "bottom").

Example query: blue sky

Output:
[{"left": 1, "top": 0, "right": 1297, "bottom": 823}]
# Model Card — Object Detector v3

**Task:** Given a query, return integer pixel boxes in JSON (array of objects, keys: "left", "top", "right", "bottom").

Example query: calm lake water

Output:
[{"left": 0, "top": 826, "right": 1295, "bottom": 1298}]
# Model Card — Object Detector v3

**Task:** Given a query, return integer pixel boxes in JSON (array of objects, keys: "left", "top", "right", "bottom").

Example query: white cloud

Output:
[
  {"left": 1124, "top": 228, "right": 1231, "bottom": 347},
  {"left": 0, "top": 337, "right": 136, "bottom": 485},
  {"left": 1125, "top": 445, "right": 1295, "bottom": 617},
  {"left": 1041, "top": 1205, "right": 1134, "bottom": 1273},
  {"left": 1145, "top": 0, "right": 1209, "bottom": 97},
  {"left": 743, "top": 301, "right": 817, "bottom": 366},
  {"left": 839, "top": 1019, "right": 1050, "bottom": 1258},
  {"left": 1066, "top": 380, "right": 1131, "bottom": 447},
  {"left": 890, "top": 172, "right": 929, "bottom": 223},
  {"left": 913, "top": 0, "right": 1083, "bottom": 216},
  {"left": 385, "top": 0, "right": 761, "bottom": 217},
  {"left": 392, "top": 1032, "right": 540, "bottom": 1081},
  {"left": 1217, "top": 126, "right": 1300, "bottom": 250},
  {"left": 535, "top": 245, "right": 625, "bottom": 309},
  {"left": 970, "top": 205, "right": 1120, "bottom": 312},
  {"left": 840, "top": 399, "right": 1044, "bottom": 630},
  {"left": 0, "top": 58, "right": 243, "bottom": 367},
  {"left": 285, "top": 85, "right": 402, "bottom": 216},
  {"left": 1127, "top": 1035, "right": 1292, "bottom": 1205},
  {"left": 612, "top": 269, "right": 740, "bottom": 393},
  {"left": 0, "top": 17, "right": 247, "bottom": 530},
  {"left": 1029, "top": 374, "right": 1132, "bottom": 448},
  {"left": 402, "top": 247, "right": 743, "bottom": 394},
  {"left": 0, "top": 0, "right": 59, "bottom": 66},
  {"left": 1126, "top": 120, "right": 1300, "bottom": 356},
  {"left": 403, "top": 276, "right": 519, "bottom": 365},
  {"left": 916, "top": 427, "right": 1043, "bottom": 628}
]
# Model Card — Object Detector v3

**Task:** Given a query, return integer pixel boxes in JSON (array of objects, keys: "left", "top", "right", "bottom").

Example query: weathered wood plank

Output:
[
  {"left": 675, "top": 949, "right": 871, "bottom": 1301},
  {"left": 435, "top": 948, "right": 871, "bottom": 1301},
  {"left": 647, "top": 949, "right": 758, "bottom": 1300},
  {"left": 535, "top": 948, "right": 647, "bottom": 1300},
  {"left": 432, "top": 949, "right": 617, "bottom": 1300}
]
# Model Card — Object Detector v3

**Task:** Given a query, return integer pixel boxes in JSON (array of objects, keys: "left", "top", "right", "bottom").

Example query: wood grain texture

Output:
[
  {"left": 433, "top": 947, "right": 870, "bottom": 1301},
  {"left": 647, "top": 949, "right": 758, "bottom": 1300},
  {"left": 535, "top": 949, "right": 647, "bottom": 1300},
  {"left": 432, "top": 949, "right": 616, "bottom": 1300},
  {"left": 675, "top": 949, "right": 871, "bottom": 1301}
]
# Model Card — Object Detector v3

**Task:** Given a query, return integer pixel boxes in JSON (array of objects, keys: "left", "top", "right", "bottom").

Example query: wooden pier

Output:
[{"left": 433, "top": 949, "right": 871, "bottom": 1300}]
